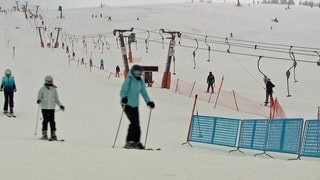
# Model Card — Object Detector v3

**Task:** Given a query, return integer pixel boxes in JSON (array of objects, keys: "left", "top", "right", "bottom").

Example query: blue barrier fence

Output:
[
  {"left": 189, "top": 115, "right": 240, "bottom": 147},
  {"left": 187, "top": 115, "right": 320, "bottom": 159},
  {"left": 301, "top": 120, "right": 320, "bottom": 158}
]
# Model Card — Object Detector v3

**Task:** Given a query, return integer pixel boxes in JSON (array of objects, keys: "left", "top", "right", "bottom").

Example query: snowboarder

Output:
[
  {"left": 206, "top": 71, "right": 215, "bottom": 93},
  {"left": 115, "top": 65, "right": 120, "bottom": 77},
  {"left": 37, "top": 75, "right": 65, "bottom": 140},
  {"left": 120, "top": 64, "right": 155, "bottom": 149},
  {"left": 0, "top": 69, "right": 17, "bottom": 116},
  {"left": 264, "top": 78, "right": 275, "bottom": 106}
]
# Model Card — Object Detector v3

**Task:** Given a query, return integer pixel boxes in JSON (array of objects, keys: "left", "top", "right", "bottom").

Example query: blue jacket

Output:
[
  {"left": 1, "top": 75, "right": 16, "bottom": 92},
  {"left": 120, "top": 71, "right": 150, "bottom": 107}
]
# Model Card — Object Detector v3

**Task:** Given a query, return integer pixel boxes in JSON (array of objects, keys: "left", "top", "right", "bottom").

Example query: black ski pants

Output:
[
  {"left": 41, "top": 109, "right": 56, "bottom": 131},
  {"left": 3, "top": 91, "right": 14, "bottom": 112},
  {"left": 207, "top": 83, "right": 214, "bottom": 93},
  {"left": 124, "top": 106, "right": 141, "bottom": 143}
]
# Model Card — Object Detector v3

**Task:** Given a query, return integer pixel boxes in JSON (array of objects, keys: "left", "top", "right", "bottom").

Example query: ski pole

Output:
[
  {"left": 144, "top": 108, "right": 153, "bottom": 148},
  {"left": 34, "top": 105, "right": 40, "bottom": 135},
  {"left": 112, "top": 106, "right": 125, "bottom": 148}
]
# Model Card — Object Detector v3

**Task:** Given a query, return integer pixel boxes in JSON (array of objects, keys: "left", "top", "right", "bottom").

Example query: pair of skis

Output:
[
  {"left": 40, "top": 137, "right": 65, "bottom": 142},
  {"left": 3, "top": 112, "right": 16, "bottom": 118}
]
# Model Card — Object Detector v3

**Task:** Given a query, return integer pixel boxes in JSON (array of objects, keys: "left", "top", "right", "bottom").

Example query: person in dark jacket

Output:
[
  {"left": 265, "top": 78, "right": 275, "bottom": 105},
  {"left": 37, "top": 75, "right": 65, "bottom": 140},
  {"left": 206, "top": 72, "right": 215, "bottom": 93},
  {"left": 1, "top": 69, "right": 17, "bottom": 115},
  {"left": 120, "top": 64, "right": 155, "bottom": 149},
  {"left": 115, "top": 65, "right": 120, "bottom": 77}
]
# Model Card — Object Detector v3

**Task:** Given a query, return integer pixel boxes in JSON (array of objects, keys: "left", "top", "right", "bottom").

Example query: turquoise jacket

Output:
[
  {"left": 120, "top": 71, "right": 150, "bottom": 107},
  {"left": 1, "top": 75, "right": 16, "bottom": 92}
]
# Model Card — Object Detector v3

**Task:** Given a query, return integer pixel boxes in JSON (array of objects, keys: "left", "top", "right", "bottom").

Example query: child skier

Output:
[
  {"left": 120, "top": 64, "right": 155, "bottom": 149},
  {"left": 1, "top": 69, "right": 17, "bottom": 116},
  {"left": 37, "top": 75, "right": 65, "bottom": 140}
]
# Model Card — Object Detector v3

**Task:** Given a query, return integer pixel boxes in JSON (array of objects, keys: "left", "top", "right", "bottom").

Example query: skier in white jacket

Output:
[{"left": 37, "top": 75, "right": 65, "bottom": 140}]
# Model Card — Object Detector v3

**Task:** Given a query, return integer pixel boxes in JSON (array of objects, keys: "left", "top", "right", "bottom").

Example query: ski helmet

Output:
[
  {"left": 131, "top": 64, "right": 143, "bottom": 76},
  {"left": 44, "top": 75, "right": 53, "bottom": 84},
  {"left": 4, "top": 69, "right": 11, "bottom": 76}
]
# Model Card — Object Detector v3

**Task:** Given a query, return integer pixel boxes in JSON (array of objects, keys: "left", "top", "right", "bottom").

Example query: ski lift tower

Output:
[
  {"left": 160, "top": 29, "right": 181, "bottom": 89},
  {"left": 113, "top": 28, "right": 134, "bottom": 78}
]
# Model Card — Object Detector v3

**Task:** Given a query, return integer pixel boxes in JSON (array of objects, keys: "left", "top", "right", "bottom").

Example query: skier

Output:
[
  {"left": 206, "top": 71, "right": 215, "bottom": 93},
  {"left": 100, "top": 58, "right": 104, "bottom": 70},
  {"left": 37, "top": 75, "right": 65, "bottom": 140},
  {"left": 264, "top": 78, "right": 275, "bottom": 106},
  {"left": 115, "top": 65, "right": 120, "bottom": 77},
  {"left": 120, "top": 64, "right": 155, "bottom": 149},
  {"left": 0, "top": 69, "right": 17, "bottom": 116}
]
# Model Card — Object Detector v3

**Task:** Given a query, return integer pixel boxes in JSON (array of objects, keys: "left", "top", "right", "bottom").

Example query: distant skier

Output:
[
  {"left": 100, "top": 58, "right": 104, "bottom": 70},
  {"left": 264, "top": 78, "right": 275, "bottom": 106},
  {"left": 72, "top": 51, "right": 76, "bottom": 60},
  {"left": 0, "top": 69, "right": 17, "bottom": 116},
  {"left": 115, "top": 65, "right": 120, "bottom": 77},
  {"left": 120, "top": 64, "right": 155, "bottom": 149},
  {"left": 206, "top": 71, "right": 215, "bottom": 93},
  {"left": 37, "top": 75, "right": 65, "bottom": 140}
]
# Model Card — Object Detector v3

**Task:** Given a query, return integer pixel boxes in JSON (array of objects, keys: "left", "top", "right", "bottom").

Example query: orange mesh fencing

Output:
[{"left": 152, "top": 77, "right": 286, "bottom": 118}]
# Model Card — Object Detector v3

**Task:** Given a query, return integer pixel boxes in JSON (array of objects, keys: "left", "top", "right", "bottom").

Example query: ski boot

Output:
[
  {"left": 124, "top": 141, "right": 145, "bottom": 149},
  {"left": 124, "top": 141, "right": 136, "bottom": 149},
  {"left": 41, "top": 130, "right": 48, "bottom": 140},
  {"left": 49, "top": 131, "right": 58, "bottom": 141},
  {"left": 135, "top": 142, "right": 145, "bottom": 150}
]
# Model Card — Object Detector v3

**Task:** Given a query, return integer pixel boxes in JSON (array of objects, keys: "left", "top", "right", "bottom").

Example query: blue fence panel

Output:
[
  {"left": 212, "top": 117, "right": 240, "bottom": 147},
  {"left": 238, "top": 119, "right": 269, "bottom": 151},
  {"left": 189, "top": 115, "right": 214, "bottom": 144},
  {"left": 301, "top": 120, "right": 320, "bottom": 158},
  {"left": 266, "top": 118, "right": 303, "bottom": 154},
  {"left": 189, "top": 115, "right": 240, "bottom": 147}
]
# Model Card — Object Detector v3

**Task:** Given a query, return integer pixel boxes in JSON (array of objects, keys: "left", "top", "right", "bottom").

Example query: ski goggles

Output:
[{"left": 132, "top": 70, "right": 143, "bottom": 76}]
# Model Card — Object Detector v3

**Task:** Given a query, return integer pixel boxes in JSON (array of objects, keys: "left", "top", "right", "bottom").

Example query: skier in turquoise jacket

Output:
[
  {"left": 120, "top": 64, "right": 155, "bottom": 149},
  {"left": 0, "top": 69, "right": 17, "bottom": 115}
]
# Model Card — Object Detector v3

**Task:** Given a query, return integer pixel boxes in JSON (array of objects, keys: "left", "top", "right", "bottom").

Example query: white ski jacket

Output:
[{"left": 37, "top": 85, "right": 62, "bottom": 110}]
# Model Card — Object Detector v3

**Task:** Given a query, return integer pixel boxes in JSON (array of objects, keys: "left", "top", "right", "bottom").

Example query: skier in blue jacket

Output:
[
  {"left": 120, "top": 64, "right": 155, "bottom": 149},
  {"left": 0, "top": 69, "right": 17, "bottom": 115}
]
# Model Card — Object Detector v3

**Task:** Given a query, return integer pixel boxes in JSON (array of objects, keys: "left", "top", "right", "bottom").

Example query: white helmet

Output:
[{"left": 44, "top": 75, "right": 53, "bottom": 84}]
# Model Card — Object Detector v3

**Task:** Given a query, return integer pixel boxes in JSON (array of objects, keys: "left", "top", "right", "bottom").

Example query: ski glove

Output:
[
  {"left": 121, "top": 97, "right": 128, "bottom": 104},
  {"left": 147, "top": 101, "right": 155, "bottom": 109},
  {"left": 60, "top": 105, "right": 65, "bottom": 111}
]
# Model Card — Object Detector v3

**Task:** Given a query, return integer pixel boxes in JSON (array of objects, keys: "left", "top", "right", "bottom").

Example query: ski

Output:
[
  {"left": 145, "top": 148, "right": 161, "bottom": 151},
  {"left": 123, "top": 147, "right": 161, "bottom": 151},
  {"left": 48, "top": 138, "right": 65, "bottom": 142},
  {"left": 39, "top": 137, "right": 65, "bottom": 142}
]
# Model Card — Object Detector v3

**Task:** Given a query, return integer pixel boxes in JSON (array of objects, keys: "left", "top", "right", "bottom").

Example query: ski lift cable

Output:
[
  {"left": 134, "top": 37, "right": 317, "bottom": 64},
  {"left": 175, "top": 43, "right": 316, "bottom": 64},
  {"left": 179, "top": 30, "right": 320, "bottom": 52},
  {"left": 181, "top": 35, "right": 318, "bottom": 57}
]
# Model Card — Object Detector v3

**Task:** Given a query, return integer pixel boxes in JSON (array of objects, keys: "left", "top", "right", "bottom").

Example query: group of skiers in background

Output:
[{"left": 206, "top": 71, "right": 275, "bottom": 106}]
